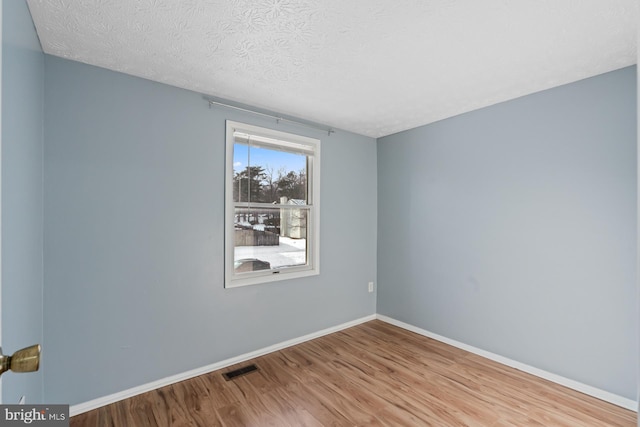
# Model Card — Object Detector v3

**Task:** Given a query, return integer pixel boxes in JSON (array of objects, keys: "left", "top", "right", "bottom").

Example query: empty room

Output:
[{"left": 2, "top": 0, "right": 638, "bottom": 425}]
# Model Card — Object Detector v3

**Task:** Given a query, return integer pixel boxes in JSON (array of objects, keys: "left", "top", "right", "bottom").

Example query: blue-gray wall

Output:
[
  {"left": 43, "top": 55, "right": 377, "bottom": 405},
  {"left": 5, "top": 5, "right": 635, "bottom": 406},
  {"left": 378, "top": 66, "right": 637, "bottom": 400},
  {"left": 1, "top": 0, "right": 44, "bottom": 404}
]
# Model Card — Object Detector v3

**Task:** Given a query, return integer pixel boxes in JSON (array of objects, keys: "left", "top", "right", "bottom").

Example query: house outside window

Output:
[{"left": 225, "top": 121, "right": 320, "bottom": 288}]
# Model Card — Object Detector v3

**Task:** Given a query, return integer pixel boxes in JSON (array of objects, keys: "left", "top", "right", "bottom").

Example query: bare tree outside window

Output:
[{"left": 225, "top": 122, "right": 320, "bottom": 288}]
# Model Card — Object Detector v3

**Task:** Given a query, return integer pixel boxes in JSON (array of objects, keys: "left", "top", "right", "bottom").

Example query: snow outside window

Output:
[{"left": 225, "top": 121, "right": 320, "bottom": 288}]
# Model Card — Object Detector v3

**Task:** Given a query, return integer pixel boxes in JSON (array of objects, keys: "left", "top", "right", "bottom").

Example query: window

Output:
[{"left": 225, "top": 121, "right": 320, "bottom": 288}]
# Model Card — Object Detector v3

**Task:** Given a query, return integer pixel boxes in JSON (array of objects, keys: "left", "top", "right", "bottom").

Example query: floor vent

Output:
[{"left": 222, "top": 364, "right": 259, "bottom": 381}]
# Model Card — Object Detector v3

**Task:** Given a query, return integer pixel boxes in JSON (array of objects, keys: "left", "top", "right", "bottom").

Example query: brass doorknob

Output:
[{"left": 0, "top": 344, "right": 41, "bottom": 377}]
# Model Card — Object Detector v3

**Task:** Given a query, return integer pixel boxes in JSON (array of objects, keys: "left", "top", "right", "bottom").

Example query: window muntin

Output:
[{"left": 225, "top": 121, "right": 320, "bottom": 288}]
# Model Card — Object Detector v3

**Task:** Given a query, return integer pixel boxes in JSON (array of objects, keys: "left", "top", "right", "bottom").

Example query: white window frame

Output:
[{"left": 225, "top": 121, "right": 320, "bottom": 288}]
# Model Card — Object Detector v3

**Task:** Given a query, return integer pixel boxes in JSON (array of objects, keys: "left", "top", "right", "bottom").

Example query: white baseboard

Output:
[
  {"left": 70, "top": 314, "right": 376, "bottom": 417},
  {"left": 376, "top": 314, "right": 637, "bottom": 412},
  {"left": 71, "top": 312, "right": 637, "bottom": 416}
]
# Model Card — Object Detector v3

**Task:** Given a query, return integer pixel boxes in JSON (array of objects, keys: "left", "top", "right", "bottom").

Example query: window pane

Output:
[
  {"left": 234, "top": 207, "right": 308, "bottom": 272},
  {"left": 233, "top": 143, "right": 249, "bottom": 203},
  {"left": 233, "top": 142, "right": 307, "bottom": 204},
  {"left": 226, "top": 121, "right": 319, "bottom": 288}
]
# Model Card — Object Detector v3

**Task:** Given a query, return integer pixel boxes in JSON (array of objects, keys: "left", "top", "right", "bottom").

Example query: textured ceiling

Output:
[{"left": 27, "top": 0, "right": 638, "bottom": 138}]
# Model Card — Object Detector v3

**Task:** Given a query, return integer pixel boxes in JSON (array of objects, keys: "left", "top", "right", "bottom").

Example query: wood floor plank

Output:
[
  {"left": 280, "top": 381, "right": 353, "bottom": 426},
  {"left": 71, "top": 320, "right": 636, "bottom": 426},
  {"left": 455, "top": 353, "right": 635, "bottom": 426},
  {"left": 215, "top": 402, "right": 256, "bottom": 427},
  {"left": 253, "top": 386, "right": 325, "bottom": 427}
]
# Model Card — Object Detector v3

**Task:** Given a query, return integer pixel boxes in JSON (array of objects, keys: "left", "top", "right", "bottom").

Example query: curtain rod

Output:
[{"left": 205, "top": 98, "right": 335, "bottom": 136}]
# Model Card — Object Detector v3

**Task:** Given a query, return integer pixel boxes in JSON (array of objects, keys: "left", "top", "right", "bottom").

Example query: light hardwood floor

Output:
[{"left": 71, "top": 320, "right": 636, "bottom": 426}]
